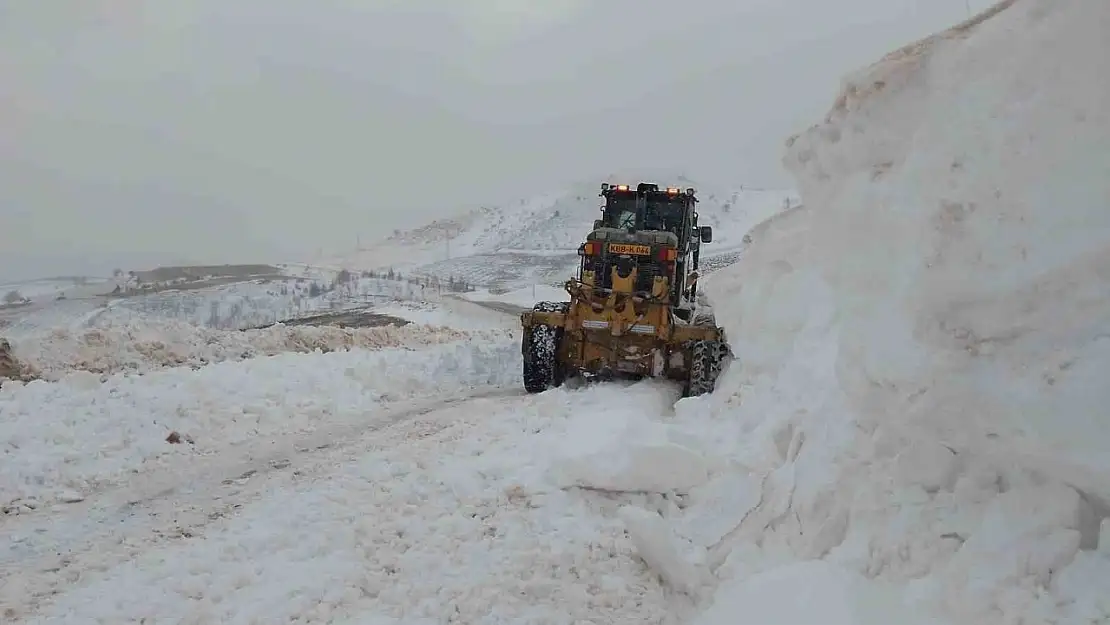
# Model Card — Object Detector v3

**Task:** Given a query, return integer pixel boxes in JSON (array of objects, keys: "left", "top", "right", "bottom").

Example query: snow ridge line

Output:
[{"left": 4, "top": 321, "right": 515, "bottom": 382}]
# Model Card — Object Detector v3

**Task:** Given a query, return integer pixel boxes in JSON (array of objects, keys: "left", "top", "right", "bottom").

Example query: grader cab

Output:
[{"left": 520, "top": 182, "right": 731, "bottom": 397}]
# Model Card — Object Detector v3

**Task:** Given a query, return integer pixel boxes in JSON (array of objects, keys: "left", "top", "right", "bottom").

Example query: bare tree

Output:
[{"left": 3, "top": 290, "right": 23, "bottom": 305}]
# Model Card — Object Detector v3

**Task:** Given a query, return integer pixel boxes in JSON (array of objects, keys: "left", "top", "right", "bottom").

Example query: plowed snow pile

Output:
[
  {"left": 656, "top": 1, "right": 1110, "bottom": 623},
  {"left": 5, "top": 318, "right": 511, "bottom": 380},
  {"left": 1, "top": 337, "right": 520, "bottom": 508}
]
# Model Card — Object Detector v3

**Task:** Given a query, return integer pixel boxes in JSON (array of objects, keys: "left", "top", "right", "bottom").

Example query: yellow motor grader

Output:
[{"left": 520, "top": 182, "right": 731, "bottom": 397}]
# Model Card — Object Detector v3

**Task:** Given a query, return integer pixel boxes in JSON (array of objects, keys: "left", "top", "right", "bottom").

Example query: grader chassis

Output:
[{"left": 520, "top": 182, "right": 731, "bottom": 397}]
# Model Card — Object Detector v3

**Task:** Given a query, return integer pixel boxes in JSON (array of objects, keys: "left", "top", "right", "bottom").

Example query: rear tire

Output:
[
  {"left": 684, "top": 339, "right": 731, "bottom": 397},
  {"left": 523, "top": 324, "right": 564, "bottom": 393}
]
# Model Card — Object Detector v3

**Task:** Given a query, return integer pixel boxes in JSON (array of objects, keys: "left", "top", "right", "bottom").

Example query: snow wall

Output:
[{"left": 698, "top": 0, "right": 1110, "bottom": 622}]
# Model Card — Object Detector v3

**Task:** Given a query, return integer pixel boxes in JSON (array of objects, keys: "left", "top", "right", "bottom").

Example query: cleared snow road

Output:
[
  {"left": 2, "top": 386, "right": 522, "bottom": 618},
  {"left": 465, "top": 299, "right": 528, "bottom": 316},
  {"left": 445, "top": 294, "right": 528, "bottom": 317},
  {"left": 7, "top": 379, "right": 689, "bottom": 625}
]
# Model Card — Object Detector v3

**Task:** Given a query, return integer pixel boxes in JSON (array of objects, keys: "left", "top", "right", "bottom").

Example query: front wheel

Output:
[{"left": 523, "top": 324, "right": 564, "bottom": 393}]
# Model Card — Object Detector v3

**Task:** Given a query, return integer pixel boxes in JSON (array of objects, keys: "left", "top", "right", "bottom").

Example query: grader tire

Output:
[
  {"left": 685, "top": 339, "right": 730, "bottom": 397},
  {"left": 523, "top": 324, "right": 564, "bottom": 393}
]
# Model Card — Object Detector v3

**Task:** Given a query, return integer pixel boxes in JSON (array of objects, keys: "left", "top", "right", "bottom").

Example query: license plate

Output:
[{"left": 608, "top": 243, "right": 651, "bottom": 256}]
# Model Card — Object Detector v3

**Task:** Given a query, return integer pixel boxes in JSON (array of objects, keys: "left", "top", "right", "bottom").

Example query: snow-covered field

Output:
[
  {"left": 0, "top": 274, "right": 444, "bottom": 343},
  {"left": 3, "top": 1, "right": 1107, "bottom": 623},
  {"left": 102, "top": 275, "right": 441, "bottom": 331}
]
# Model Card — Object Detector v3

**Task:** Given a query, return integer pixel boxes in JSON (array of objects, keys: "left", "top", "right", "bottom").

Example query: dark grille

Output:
[{"left": 634, "top": 260, "right": 661, "bottom": 293}]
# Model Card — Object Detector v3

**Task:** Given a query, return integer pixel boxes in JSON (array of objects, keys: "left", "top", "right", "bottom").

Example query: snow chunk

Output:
[
  {"left": 694, "top": 560, "right": 951, "bottom": 625},
  {"left": 673, "top": 471, "right": 763, "bottom": 550},
  {"left": 1051, "top": 550, "right": 1110, "bottom": 622},
  {"left": 618, "top": 505, "right": 704, "bottom": 595},
  {"left": 552, "top": 411, "right": 709, "bottom": 494},
  {"left": 927, "top": 484, "right": 1092, "bottom": 616},
  {"left": 556, "top": 440, "right": 708, "bottom": 494},
  {"left": 893, "top": 440, "right": 958, "bottom": 492}
]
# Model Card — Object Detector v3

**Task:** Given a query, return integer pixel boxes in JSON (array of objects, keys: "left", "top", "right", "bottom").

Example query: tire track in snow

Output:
[
  {"left": 5, "top": 381, "right": 685, "bottom": 624},
  {"left": 0, "top": 386, "right": 524, "bottom": 617}
]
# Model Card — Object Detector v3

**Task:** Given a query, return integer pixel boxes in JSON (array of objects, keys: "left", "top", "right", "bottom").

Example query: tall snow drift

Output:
[{"left": 696, "top": 0, "right": 1110, "bottom": 622}]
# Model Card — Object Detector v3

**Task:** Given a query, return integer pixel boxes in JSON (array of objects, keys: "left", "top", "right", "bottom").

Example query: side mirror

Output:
[
  {"left": 700, "top": 226, "right": 713, "bottom": 243},
  {"left": 593, "top": 219, "right": 604, "bottom": 230}
]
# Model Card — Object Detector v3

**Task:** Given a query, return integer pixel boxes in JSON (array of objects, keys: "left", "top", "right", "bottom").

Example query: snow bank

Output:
[
  {"left": 0, "top": 337, "right": 520, "bottom": 507},
  {"left": 6, "top": 317, "right": 511, "bottom": 380},
  {"left": 683, "top": 1, "right": 1110, "bottom": 623}
]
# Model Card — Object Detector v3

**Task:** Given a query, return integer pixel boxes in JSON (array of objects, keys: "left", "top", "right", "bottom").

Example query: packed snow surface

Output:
[
  {"left": 688, "top": 0, "right": 1110, "bottom": 623},
  {"left": 7, "top": 381, "right": 705, "bottom": 624}
]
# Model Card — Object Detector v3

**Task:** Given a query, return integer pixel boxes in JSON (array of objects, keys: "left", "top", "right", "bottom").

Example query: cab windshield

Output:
[
  {"left": 601, "top": 196, "right": 640, "bottom": 229},
  {"left": 643, "top": 198, "right": 685, "bottom": 235},
  {"left": 601, "top": 192, "right": 687, "bottom": 234}
]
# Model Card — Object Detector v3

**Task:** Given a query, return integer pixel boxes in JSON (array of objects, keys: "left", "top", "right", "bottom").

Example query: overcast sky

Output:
[{"left": 1, "top": 0, "right": 979, "bottom": 280}]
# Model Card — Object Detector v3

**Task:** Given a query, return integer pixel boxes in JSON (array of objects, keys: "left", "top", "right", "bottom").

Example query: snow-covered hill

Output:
[
  {"left": 327, "top": 176, "right": 797, "bottom": 291},
  {"left": 690, "top": 0, "right": 1110, "bottom": 622}
]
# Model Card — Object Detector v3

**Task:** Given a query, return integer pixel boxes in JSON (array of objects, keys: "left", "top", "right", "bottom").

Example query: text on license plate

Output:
[{"left": 608, "top": 243, "right": 651, "bottom": 255}]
